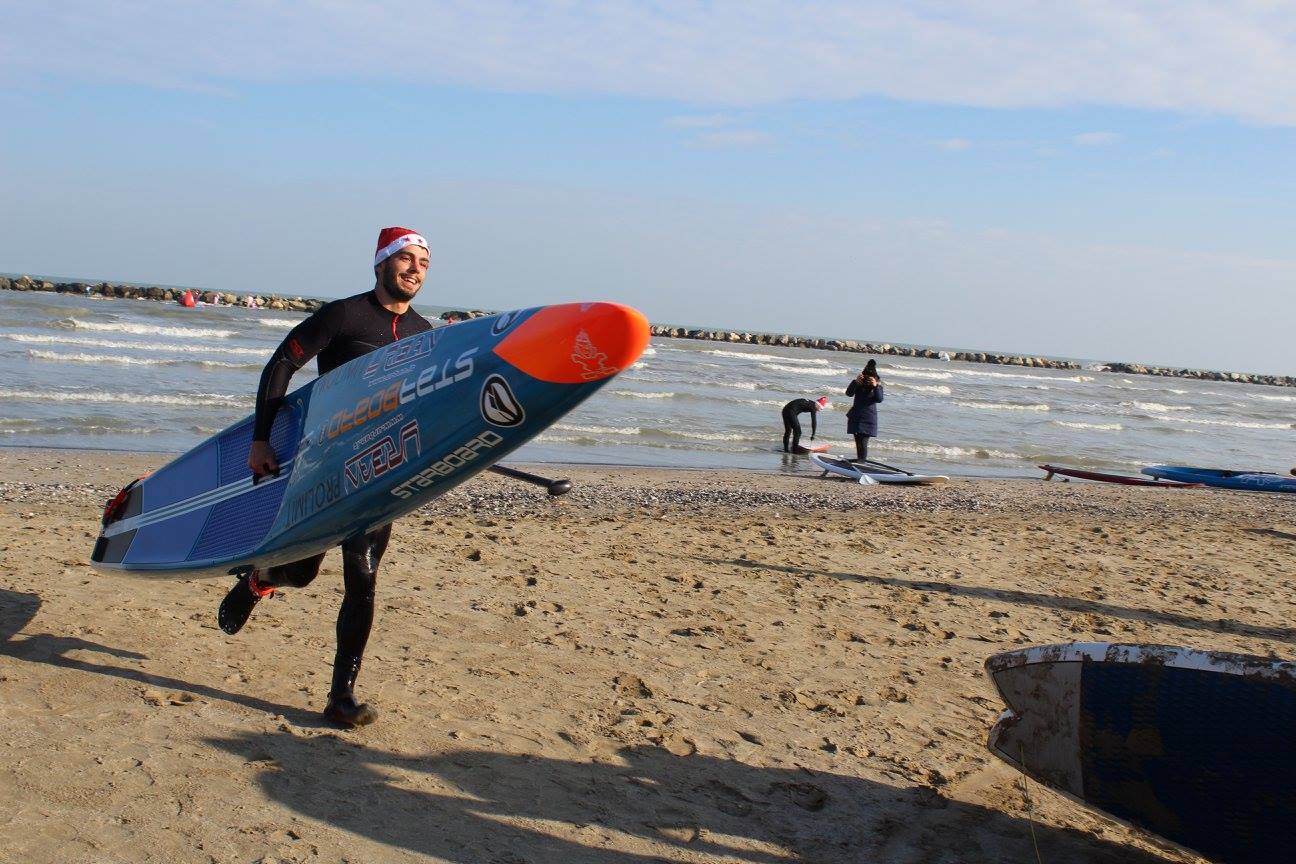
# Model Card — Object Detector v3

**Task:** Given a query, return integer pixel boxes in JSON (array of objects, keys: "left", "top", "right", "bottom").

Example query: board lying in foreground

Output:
[
  {"left": 809, "top": 452, "right": 948, "bottom": 485},
  {"left": 1142, "top": 464, "right": 1296, "bottom": 493},
  {"left": 1038, "top": 464, "right": 1201, "bottom": 487},
  {"left": 986, "top": 642, "right": 1296, "bottom": 863},
  {"left": 91, "top": 302, "right": 649, "bottom": 578}
]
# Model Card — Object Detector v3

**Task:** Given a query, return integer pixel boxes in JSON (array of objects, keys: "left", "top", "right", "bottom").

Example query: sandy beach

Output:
[{"left": 2, "top": 449, "right": 1293, "bottom": 863}]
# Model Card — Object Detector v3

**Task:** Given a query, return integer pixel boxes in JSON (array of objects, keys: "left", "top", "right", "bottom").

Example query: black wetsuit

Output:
[
  {"left": 781, "top": 398, "right": 819, "bottom": 453},
  {"left": 252, "top": 290, "right": 432, "bottom": 705}
]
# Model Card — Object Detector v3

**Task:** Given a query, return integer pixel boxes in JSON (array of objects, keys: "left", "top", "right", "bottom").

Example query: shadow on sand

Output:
[
  {"left": 2, "top": 588, "right": 1187, "bottom": 862},
  {"left": 203, "top": 729, "right": 1188, "bottom": 864},
  {"left": 693, "top": 555, "right": 1296, "bottom": 645},
  {"left": 1244, "top": 527, "right": 1296, "bottom": 544},
  {"left": 0, "top": 587, "right": 321, "bottom": 726}
]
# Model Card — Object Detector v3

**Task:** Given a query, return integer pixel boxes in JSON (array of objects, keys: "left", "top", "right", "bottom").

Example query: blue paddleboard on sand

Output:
[
  {"left": 986, "top": 642, "right": 1296, "bottom": 863},
  {"left": 1142, "top": 464, "right": 1296, "bottom": 493},
  {"left": 91, "top": 302, "right": 649, "bottom": 577}
]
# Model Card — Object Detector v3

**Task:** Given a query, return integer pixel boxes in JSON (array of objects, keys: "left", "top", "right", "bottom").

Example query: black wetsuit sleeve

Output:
[
  {"left": 846, "top": 379, "right": 860, "bottom": 397},
  {"left": 252, "top": 303, "right": 345, "bottom": 441}
]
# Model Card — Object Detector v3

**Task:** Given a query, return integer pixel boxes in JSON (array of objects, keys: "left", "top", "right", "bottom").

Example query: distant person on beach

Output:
[
  {"left": 218, "top": 226, "right": 434, "bottom": 730},
  {"left": 781, "top": 396, "right": 828, "bottom": 453},
  {"left": 845, "top": 359, "right": 883, "bottom": 462}
]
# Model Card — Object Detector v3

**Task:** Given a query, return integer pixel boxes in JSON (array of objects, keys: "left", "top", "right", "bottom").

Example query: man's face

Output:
[{"left": 377, "top": 246, "right": 430, "bottom": 301}]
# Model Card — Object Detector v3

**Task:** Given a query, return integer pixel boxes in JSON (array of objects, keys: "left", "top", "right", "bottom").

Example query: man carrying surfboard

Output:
[
  {"left": 218, "top": 226, "right": 435, "bottom": 729},
  {"left": 781, "top": 396, "right": 827, "bottom": 454}
]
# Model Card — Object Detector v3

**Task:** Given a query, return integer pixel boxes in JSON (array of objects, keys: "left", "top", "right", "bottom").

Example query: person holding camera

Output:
[{"left": 845, "top": 359, "right": 884, "bottom": 462}]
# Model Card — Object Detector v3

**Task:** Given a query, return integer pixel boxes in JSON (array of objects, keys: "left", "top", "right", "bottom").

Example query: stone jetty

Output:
[{"left": 3, "top": 274, "right": 1291, "bottom": 388}]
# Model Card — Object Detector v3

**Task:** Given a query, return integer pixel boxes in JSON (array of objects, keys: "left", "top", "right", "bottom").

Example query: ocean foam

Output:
[
  {"left": 705, "top": 349, "right": 831, "bottom": 365},
  {"left": 884, "top": 367, "right": 953, "bottom": 381},
  {"left": 955, "top": 401, "right": 1049, "bottom": 412},
  {"left": 888, "top": 362, "right": 1092, "bottom": 384},
  {"left": 551, "top": 423, "right": 641, "bottom": 436},
  {"left": 258, "top": 318, "right": 301, "bottom": 328},
  {"left": 611, "top": 390, "right": 675, "bottom": 399},
  {"left": 1166, "top": 416, "right": 1292, "bottom": 430},
  {"left": 759, "top": 363, "right": 848, "bottom": 376},
  {"left": 4, "top": 333, "right": 268, "bottom": 356},
  {"left": 1126, "top": 401, "right": 1192, "bottom": 413},
  {"left": 0, "top": 388, "right": 251, "bottom": 408},
  {"left": 656, "top": 429, "right": 754, "bottom": 442},
  {"left": 26, "top": 350, "right": 258, "bottom": 369},
  {"left": 1053, "top": 421, "right": 1123, "bottom": 431},
  {"left": 61, "top": 318, "right": 238, "bottom": 339},
  {"left": 884, "top": 440, "right": 1024, "bottom": 461},
  {"left": 890, "top": 383, "right": 953, "bottom": 396}
]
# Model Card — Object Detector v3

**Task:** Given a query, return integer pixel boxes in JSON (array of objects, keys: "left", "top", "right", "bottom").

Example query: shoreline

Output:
[
  {"left": 0, "top": 442, "right": 1045, "bottom": 480},
  {"left": 6, "top": 273, "right": 1292, "bottom": 389}
]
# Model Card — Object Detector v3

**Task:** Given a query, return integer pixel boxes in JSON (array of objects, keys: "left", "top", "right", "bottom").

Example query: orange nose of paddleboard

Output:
[{"left": 493, "top": 302, "right": 650, "bottom": 384}]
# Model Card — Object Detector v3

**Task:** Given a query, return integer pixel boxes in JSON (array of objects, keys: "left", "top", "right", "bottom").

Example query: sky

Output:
[{"left": 1, "top": 2, "right": 1294, "bottom": 373}]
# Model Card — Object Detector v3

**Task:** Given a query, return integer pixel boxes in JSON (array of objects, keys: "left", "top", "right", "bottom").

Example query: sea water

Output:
[{"left": 1, "top": 290, "right": 1292, "bottom": 478}]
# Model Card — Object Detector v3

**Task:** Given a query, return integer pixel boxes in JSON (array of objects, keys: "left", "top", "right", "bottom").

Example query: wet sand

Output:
[{"left": 3, "top": 449, "right": 1293, "bottom": 863}]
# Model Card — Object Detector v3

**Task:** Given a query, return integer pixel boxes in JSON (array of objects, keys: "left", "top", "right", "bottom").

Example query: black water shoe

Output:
[
  {"left": 324, "top": 694, "right": 378, "bottom": 729},
  {"left": 217, "top": 570, "right": 274, "bottom": 635}
]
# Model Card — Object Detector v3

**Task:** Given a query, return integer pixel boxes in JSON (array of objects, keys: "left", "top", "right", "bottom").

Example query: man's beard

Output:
[{"left": 380, "top": 263, "right": 421, "bottom": 301}]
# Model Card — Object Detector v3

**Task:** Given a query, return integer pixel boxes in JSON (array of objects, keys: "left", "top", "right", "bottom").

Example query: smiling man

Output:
[{"left": 219, "top": 226, "right": 434, "bottom": 729}]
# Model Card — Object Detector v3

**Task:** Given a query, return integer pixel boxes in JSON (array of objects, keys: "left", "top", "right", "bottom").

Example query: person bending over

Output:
[
  {"left": 218, "top": 226, "right": 434, "bottom": 729},
  {"left": 781, "top": 396, "right": 828, "bottom": 453},
  {"left": 845, "top": 359, "right": 883, "bottom": 462}
]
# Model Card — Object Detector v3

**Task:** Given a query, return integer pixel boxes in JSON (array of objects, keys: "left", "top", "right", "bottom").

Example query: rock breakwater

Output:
[{"left": 4, "top": 274, "right": 1291, "bottom": 388}]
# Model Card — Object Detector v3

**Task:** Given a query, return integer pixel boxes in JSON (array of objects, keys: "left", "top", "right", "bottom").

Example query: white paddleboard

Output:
[{"left": 809, "top": 452, "right": 949, "bottom": 485}]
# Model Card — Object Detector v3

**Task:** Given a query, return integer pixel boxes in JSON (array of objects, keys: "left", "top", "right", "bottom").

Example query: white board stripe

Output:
[{"left": 101, "top": 458, "right": 295, "bottom": 538}]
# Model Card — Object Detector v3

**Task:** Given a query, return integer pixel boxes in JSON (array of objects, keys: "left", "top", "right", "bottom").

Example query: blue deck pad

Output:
[
  {"left": 126, "top": 507, "right": 212, "bottom": 565},
  {"left": 1079, "top": 662, "right": 1296, "bottom": 861},
  {"left": 144, "top": 440, "right": 220, "bottom": 510},
  {"left": 189, "top": 404, "right": 303, "bottom": 561}
]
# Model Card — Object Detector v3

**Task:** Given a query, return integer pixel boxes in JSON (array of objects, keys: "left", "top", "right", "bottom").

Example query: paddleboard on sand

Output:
[
  {"left": 1142, "top": 464, "right": 1296, "bottom": 493},
  {"left": 91, "top": 302, "right": 650, "bottom": 578},
  {"left": 1039, "top": 464, "right": 1202, "bottom": 488},
  {"left": 986, "top": 642, "right": 1296, "bottom": 863},
  {"left": 809, "top": 452, "right": 948, "bottom": 485}
]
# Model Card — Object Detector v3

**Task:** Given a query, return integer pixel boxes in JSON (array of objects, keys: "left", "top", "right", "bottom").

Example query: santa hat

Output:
[
  {"left": 374, "top": 226, "right": 429, "bottom": 267},
  {"left": 816, "top": 396, "right": 829, "bottom": 408}
]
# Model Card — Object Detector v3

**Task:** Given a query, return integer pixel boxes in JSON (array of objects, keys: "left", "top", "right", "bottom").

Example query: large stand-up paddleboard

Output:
[
  {"left": 985, "top": 642, "right": 1296, "bottom": 863},
  {"left": 809, "top": 452, "right": 948, "bottom": 485},
  {"left": 91, "top": 302, "right": 650, "bottom": 578},
  {"left": 1142, "top": 464, "right": 1296, "bottom": 493},
  {"left": 1038, "top": 464, "right": 1202, "bottom": 488}
]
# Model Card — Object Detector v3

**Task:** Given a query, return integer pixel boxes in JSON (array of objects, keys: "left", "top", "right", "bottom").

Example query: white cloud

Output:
[
  {"left": 1074, "top": 131, "right": 1121, "bottom": 146},
  {"left": 4, "top": 2, "right": 1296, "bottom": 124},
  {"left": 939, "top": 138, "right": 972, "bottom": 151}
]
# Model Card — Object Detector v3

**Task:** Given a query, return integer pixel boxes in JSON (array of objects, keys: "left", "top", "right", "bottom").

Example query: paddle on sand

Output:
[{"left": 488, "top": 464, "right": 573, "bottom": 496}]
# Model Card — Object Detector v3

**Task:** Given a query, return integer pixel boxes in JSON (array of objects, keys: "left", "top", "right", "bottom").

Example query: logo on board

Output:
[
  {"left": 480, "top": 375, "right": 524, "bottom": 427},
  {"left": 491, "top": 309, "right": 524, "bottom": 335}
]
